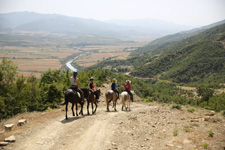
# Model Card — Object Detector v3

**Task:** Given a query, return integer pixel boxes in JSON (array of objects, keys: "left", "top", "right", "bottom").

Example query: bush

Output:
[
  {"left": 172, "top": 104, "right": 181, "bottom": 110},
  {"left": 183, "top": 128, "right": 190, "bottom": 132},
  {"left": 173, "top": 130, "right": 178, "bottom": 136},
  {"left": 202, "top": 143, "right": 209, "bottom": 149},
  {"left": 142, "top": 97, "right": 154, "bottom": 102},
  {"left": 208, "top": 130, "right": 214, "bottom": 137},
  {"left": 187, "top": 108, "right": 195, "bottom": 113}
]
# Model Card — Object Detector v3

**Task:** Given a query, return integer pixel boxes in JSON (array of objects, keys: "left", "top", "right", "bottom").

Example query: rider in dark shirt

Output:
[{"left": 111, "top": 78, "right": 119, "bottom": 99}]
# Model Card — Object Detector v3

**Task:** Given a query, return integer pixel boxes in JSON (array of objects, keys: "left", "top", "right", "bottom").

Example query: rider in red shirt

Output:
[
  {"left": 88, "top": 77, "right": 99, "bottom": 102},
  {"left": 123, "top": 80, "right": 133, "bottom": 102}
]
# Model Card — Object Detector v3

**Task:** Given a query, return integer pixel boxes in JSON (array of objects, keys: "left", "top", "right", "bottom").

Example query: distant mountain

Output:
[
  {"left": 0, "top": 12, "right": 195, "bottom": 38},
  {"left": 130, "top": 20, "right": 225, "bottom": 56},
  {"left": 108, "top": 19, "right": 194, "bottom": 36},
  {"left": 148, "top": 19, "right": 225, "bottom": 45}
]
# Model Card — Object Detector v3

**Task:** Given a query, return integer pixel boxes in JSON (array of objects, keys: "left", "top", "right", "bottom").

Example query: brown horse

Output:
[
  {"left": 63, "top": 89, "right": 84, "bottom": 120},
  {"left": 81, "top": 88, "right": 101, "bottom": 115},
  {"left": 105, "top": 89, "right": 119, "bottom": 112}
]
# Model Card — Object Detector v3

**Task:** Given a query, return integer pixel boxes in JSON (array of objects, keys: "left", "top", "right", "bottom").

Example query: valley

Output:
[{"left": 0, "top": 35, "right": 148, "bottom": 78}]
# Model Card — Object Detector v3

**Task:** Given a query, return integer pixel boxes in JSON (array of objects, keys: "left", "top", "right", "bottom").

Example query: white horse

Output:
[{"left": 121, "top": 91, "right": 133, "bottom": 111}]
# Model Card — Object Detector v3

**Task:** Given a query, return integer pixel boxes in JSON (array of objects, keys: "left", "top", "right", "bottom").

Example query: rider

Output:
[
  {"left": 70, "top": 71, "right": 84, "bottom": 103},
  {"left": 123, "top": 80, "right": 133, "bottom": 102},
  {"left": 88, "top": 77, "right": 99, "bottom": 102},
  {"left": 111, "top": 78, "right": 119, "bottom": 99}
]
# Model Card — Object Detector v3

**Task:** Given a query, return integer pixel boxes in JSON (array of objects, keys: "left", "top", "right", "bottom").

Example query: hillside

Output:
[
  {"left": 129, "top": 23, "right": 225, "bottom": 86},
  {"left": 90, "top": 23, "right": 225, "bottom": 87},
  {"left": 130, "top": 22, "right": 225, "bottom": 56}
]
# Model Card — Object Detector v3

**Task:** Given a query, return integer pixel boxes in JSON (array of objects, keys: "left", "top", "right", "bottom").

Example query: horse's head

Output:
[{"left": 96, "top": 89, "right": 101, "bottom": 97}]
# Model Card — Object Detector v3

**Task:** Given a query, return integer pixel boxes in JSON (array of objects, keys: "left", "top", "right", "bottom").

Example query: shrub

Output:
[
  {"left": 187, "top": 108, "right": 195, "bottom": 113},
  {"left": 172, "top": 104, "right": 181, "bottom": 110},
  {"left": 208, "top": 130, "right": 214, "bottom": 137},
  {"left": 173, "top": 130, "right": 178, "bottom": 136},
  {"left": 202, "top": 143, "right": 208, "bottom": 149},
  {"left": 183, "top": 128, "right": 190, "bottom": 132},
  {"left": 142, "top": 97, "right": 154, "bottom": 102}
]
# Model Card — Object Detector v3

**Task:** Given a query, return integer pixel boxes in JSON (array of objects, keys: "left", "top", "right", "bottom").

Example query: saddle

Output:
[{"left": 69, "top": 86, "right": 81, "bottom": 98}]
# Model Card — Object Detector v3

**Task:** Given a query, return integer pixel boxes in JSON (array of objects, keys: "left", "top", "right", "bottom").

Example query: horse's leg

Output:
[
  {"left": 106, "top": 97, "right": 110, "bottom": 112},
  {"left": 66, "top": 102, "right": 68, "bottom": 120},
  {"left": 72, "top": 103, "right": 75, "bottom": 116},
  {"left": 76, "top": 103, "right": 78, "bottom": 116},
  {"left": 129, "top": 101, "right": 131, "bottom": 111},
  {"left": 94, "top": 101, "right": 97, "bottom": 114},
  {"left": 87, "top": 102, "right": 90, "bottom": 115},
  {"left": 92, "top": 102, "right": 94, "bottom": 114},
  {"left": 114, "top": 101, "right": 117, "bottom": 111},
  {"left": 121, "top": 97, "right": 124, "bottom": 111},
  {"left": 79, "top": 102, "right": 84, "bottom": 116}
]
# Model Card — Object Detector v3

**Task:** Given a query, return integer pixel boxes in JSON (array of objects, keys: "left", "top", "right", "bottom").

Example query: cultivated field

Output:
[
  {"left": 0, "top": 35, "right": 148, "bottom": 78},
  {"left": 75, "top": 42, "right": 146, "bottom": 67},
  {"left": 0, "top": 45, "right": 79, "bottom": 78}
]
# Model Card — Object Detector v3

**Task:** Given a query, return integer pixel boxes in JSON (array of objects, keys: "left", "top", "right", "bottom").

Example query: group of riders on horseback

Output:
[
  {"left": 70, "top": 71, "right": 133, "bottom": 103},
  {"left": 63, "top": 71, "right": 133, "bottom": 119}
]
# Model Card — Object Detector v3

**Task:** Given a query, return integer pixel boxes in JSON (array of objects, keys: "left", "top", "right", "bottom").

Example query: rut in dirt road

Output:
[
  {"left": 4, "top": 102, "right": 145, "bottom": 150},
  {"left": 3, "top": 101, "right": 225, "bottom": 150}
]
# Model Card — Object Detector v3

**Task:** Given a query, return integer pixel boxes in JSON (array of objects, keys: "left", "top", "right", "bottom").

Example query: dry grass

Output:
[{"left": 11, "top": 59, "right": 61, "bottom": 71}]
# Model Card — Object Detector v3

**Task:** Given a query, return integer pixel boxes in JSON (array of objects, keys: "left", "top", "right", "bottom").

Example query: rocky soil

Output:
[{"left": 0, "top": 84, "right": 224, "bottom": 150}]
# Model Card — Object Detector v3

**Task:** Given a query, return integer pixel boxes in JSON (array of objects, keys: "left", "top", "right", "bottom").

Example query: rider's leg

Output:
[
  {"left": 127, "top": 90, "right": 133, "bottom": 102},
  {"left": 77, "top": 88, "right": 85, "bottom": 103}
]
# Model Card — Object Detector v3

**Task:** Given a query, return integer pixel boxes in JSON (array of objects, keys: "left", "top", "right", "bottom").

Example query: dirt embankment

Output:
[{"left": 0, "top": 85, "right": 225, "bottom": 150}]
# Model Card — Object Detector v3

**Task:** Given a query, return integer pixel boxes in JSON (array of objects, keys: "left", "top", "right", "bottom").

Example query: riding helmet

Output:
[{"left": 73, "top": 71, "right": 78, "bottom": 75}]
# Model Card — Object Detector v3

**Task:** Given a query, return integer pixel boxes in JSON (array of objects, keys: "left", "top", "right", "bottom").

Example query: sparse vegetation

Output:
[
  {"left": 208, "top": 129, "right": 214, "bottom": 137},
  {"left": 172, "top": 104, "right": 181, "bottom": 110},
  {"left": 173, "top": 130, "right": 178, "bottom": 136},
  {"left": 183, "top": 127, "right": 190, "bottom": 132},
  {"left": 202, "top": 143, "right": 209, "bottom": 149},
  {"left": 187, "top": 108, "right": 195, "bottom": 113},
  {"left": 191, "top": 123, "right": 199, "bottom": 127}
]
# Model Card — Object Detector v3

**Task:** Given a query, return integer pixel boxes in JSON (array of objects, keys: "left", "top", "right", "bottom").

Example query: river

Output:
[{"left": 65, "top": 53, "right": 87, "bottom": 71}]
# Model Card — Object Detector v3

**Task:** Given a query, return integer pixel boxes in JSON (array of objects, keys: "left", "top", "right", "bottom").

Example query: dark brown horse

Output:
[
  {"left": 81, "top": 88, "right": 101, "bottom": 115},
  {"left": 63, "top": 89, "right": 84, "bottom": 120},
  {"left": 105, "top": 89, "right": 119, "bottom": 112}
]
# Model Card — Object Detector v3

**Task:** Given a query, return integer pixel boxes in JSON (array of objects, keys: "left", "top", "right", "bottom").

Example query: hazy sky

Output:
[{"left": 0, "top": 0, "right": 224, "bottom": 26}]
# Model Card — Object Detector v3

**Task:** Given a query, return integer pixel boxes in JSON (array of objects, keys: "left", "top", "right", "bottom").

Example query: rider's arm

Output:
[
  {"left": 77, "top": 79, "right": 79, "bottom": 88},
  {"left": 123, "top": 85, "right": 126, "bottom": 91},
  {"left": 94, "top": 83, "right": 98, "bottom": 90}
]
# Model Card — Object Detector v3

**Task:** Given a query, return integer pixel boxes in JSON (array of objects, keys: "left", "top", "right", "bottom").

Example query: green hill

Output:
[
  {"left": 90, "top": 23, "right": 225, "bottom": 87},
  {"left": 130, "top": 23, "right": 225, "bottom": 86}
]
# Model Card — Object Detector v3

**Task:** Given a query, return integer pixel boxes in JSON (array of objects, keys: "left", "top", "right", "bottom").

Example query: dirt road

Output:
[{"left": 1, "top": 85, "right": 225, "bottom": 150}]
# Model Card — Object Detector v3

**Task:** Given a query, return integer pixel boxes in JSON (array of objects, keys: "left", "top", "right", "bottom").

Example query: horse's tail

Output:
[{"left": 61, "top": 92, "right": 68, "bottom": 105}]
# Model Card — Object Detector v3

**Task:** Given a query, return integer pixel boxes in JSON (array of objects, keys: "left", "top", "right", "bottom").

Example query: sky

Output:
[{"left": 0, "top": 0, "right": 225, "bottom": 26}]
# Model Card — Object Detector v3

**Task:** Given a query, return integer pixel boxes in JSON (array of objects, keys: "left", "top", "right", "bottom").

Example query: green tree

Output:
[{"left": 197, "top": 87, "right": 214, "bottom": 106}]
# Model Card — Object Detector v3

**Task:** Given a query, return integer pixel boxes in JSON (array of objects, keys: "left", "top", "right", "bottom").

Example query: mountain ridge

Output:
[{"left": 0, "top": 11, "right": 198, "bottom": 38}]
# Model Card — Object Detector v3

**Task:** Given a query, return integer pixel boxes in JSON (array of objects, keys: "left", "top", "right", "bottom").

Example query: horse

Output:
[
  {"left": 105, "top": 89, "right": 119, "bottom": 112},
  {"left": 81, "top": 88, "right": 101, "bottom": 115},
  {"left": 121, "top": 91, "right": 131, "bottom": 111},
  {"left": 63, "top": 89, "right": 84, "bottom": 120}
]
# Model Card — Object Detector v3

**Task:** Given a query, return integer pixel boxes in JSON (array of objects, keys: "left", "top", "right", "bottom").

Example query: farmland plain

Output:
[{"left": 0, "top": 34, "right": 149, "bottom": 78}]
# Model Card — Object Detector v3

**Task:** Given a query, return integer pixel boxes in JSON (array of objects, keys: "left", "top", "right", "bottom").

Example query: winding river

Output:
[
  {"left": 65, "top": 53, "right": 87, "bottom": 71},
  {"left": 65, "top": 55, "right": 79, "bottom": 71}
]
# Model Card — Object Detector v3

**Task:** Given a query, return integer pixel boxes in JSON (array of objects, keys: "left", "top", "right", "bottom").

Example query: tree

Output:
[{"left": 197, "top": 87, "right": 214, "bottom": 106}]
